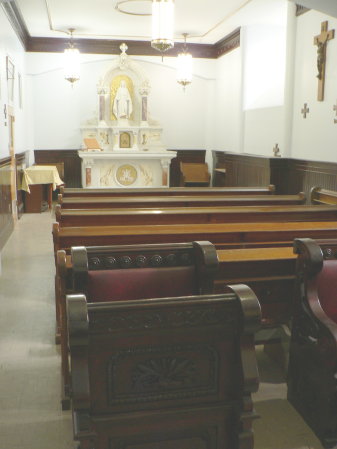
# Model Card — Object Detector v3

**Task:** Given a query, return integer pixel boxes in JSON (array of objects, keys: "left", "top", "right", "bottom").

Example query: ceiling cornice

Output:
[
  {"left": 296, "top": 4, "right": 311, "bottom": 16},
  {"left": 3, "top": 0, "right": 240, "bottom": 59},
  {"left": 26, "top": 37, "right": 219, "bottom": 59},
  {"left": 1, "top": 0, "right": 29, "bottom": 48},
  {"left": 214, "top": 27, "right": 240, "bottom": 58}
]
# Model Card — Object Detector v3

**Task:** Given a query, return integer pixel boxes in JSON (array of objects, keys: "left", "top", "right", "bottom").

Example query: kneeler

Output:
[
  {"left": 57, "top": 241, "right": 219, "bottom": 409},
  {"left": 288, "top": 238, "right": 337, "bottom": 448}
]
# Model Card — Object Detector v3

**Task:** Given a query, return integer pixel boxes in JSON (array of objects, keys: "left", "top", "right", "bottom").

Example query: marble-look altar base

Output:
[{"left": 79, "top": 150, "right": 176, "bottom": 188}]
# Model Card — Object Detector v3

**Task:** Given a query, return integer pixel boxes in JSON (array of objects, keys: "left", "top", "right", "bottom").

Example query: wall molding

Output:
[{"left": 2, "top": 0, "right": 239, "bottom": 59}]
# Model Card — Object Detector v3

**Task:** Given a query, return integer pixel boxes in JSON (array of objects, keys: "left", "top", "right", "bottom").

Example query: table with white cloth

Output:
[{"left": 21, "top": 165, "right": 64, "bottom": 212}]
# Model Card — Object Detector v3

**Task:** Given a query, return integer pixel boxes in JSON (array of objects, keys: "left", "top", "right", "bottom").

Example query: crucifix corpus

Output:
[{"left": 314, "top": 21, "right": 335, "bottom": 101}]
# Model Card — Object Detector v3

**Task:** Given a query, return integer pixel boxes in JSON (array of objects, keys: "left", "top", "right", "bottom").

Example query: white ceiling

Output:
[{"left": 14, "top": 0, "right": 256, "bottom": 44}]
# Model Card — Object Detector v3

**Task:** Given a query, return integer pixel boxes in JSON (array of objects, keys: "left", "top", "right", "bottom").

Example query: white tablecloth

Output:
[{"left": 21, "top": 165, "right": 64, "bottom": 193}]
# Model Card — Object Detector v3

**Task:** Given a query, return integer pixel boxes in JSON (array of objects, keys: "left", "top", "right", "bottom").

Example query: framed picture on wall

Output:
[{"left": 6, "top": 56, "right": 15, "bottom": 104}]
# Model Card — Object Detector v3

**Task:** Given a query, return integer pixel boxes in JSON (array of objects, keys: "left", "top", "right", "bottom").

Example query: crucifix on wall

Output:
[{"left": 314, "top": 21, "right": 335, "bottom": 101}]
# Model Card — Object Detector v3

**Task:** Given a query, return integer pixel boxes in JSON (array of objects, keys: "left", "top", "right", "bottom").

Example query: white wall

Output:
[
  {"left": 212, "top": 0, "right": 289, "bottom": 158},
  {"left": 214, "top": 48, "right": 242, "bottom": 153},
  {"left": 0, "top": 8, "right": 30, "bottom": 159},
  {"left": 291, "top": 9, "right": 337, "bottom": 162},
  {"left": 26, "top": 52, "right": 216, "bottom": 160}
]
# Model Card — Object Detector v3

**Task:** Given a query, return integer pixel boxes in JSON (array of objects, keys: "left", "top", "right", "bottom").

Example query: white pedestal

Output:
[{"left": 79, "top": 150, "right": 176, "bottom": 188}]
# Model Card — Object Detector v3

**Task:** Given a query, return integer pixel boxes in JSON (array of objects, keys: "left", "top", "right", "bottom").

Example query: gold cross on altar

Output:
[{"left": 314, "top": 21, "right": 335, "bottom": 101}]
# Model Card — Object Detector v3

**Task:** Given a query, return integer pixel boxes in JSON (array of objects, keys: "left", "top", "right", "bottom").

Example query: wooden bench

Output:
[
  {"left": 67, "top": 284, "right": 261, "bottom": 449},
  {"left": 57, "top": 192, "right": 306, "bottom": 209},
  {"left": 52, "top": 221, "right": 337, "bottom": 254},
  {"left": 54, "top": 204, "right": 337, "bottom": 227},
  {"left": 288, "top": 237, "right": 337, "bottom": 448},
  {"left": 60, "top": 184, "right": 276, "bottom": 197},
  {"left": 57, "top": 241, "right": 219, "bottom": 409},
  {"left": 311, "top": 186, "right": 337, "bottom": 205},
  {"left": 179, "top": 161, "right": 210, "bottom": 186}
]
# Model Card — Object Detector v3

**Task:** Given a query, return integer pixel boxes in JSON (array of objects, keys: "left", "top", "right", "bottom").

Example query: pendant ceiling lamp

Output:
[
  {"left": 64, "top": 28, "right": 80, "bottom": 85},
  {"left": 177, "top": 33, "right": 193, "bottom": 90},
  {"left": 151, "top": 0, "right": 175, "bottom": 54}
]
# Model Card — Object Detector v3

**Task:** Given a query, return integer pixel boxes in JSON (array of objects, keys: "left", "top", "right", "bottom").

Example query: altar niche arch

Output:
[
  {"left": 110, "top": 75, "right": 134, "bottom": 121},
  {"left": 99, "top": 54, "right": 151, "bottom": 126}
]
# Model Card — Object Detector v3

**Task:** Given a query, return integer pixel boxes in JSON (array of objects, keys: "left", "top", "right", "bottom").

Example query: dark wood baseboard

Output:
[{"left": 0, "top": 156, "right": 14, "bottom": 250}]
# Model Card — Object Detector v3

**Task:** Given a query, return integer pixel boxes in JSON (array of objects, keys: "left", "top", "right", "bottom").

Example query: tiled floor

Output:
[{"left": 0, "top": 211, "right": 328, "bottom": 448}]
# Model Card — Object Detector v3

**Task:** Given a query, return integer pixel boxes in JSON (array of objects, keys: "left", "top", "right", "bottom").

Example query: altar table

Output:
[{"left": 21, "top": 165, "right": 64, "bottom": 211}]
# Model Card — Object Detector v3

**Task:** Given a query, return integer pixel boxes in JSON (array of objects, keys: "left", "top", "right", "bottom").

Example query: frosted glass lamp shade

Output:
[
  {"left": 177, "top": 52, "right": 193, "bottom": 87},
  {"left": 64, "top": 47, "right": 80, "bottom": 84},
  {"left": 151, "top": 0, "right": 174, "bottom": 52}
]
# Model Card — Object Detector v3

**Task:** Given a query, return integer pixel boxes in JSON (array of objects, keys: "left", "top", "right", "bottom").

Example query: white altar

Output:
[{"left": 78, "top": 44, "right": 176, "bottom": 188}]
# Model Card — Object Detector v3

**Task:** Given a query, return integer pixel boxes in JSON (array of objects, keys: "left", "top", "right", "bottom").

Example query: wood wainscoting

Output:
[
  {"left": 212, "top": 151, "right": 337, "bottom": 202},
  {"left": 34, "top": 150, "right": 82, "bottom": 188},
  {"left": 169, "top": 150, "right": 206, "bottom": 187},
  {"left": 15, "top": 152, "right": 28, "bottom": 218},
  {"left": 0, "top": 156, "right": 14, "bottom": 249}
]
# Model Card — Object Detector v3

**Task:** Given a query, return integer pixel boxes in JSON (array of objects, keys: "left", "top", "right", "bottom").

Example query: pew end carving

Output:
[
  {"left": 67, "top": 284, "right": 261, "bottom": 449},
  {"left": 287, "top": 237, "right": 337, "bottom": 448}
]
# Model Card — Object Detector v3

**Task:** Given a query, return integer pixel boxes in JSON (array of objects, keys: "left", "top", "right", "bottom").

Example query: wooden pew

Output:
[
  {"left": 58, "top": 192, "right": 306, "bottom": 209},
  {"left": 287, "top": 238, "right": 337, "bottom": 449},
  {"left": 57, "top": 243, "right": 296, "bottom": 409},
  {"left": 52, "top": 221, "right": 337, "bottom": 254},
  {"left": 311, "top": 186, "right": 337, "bottom": 205},
  {"left": 60, "top": 184, "right": 276, "bottom": 197},
  {"left": 179, "top": 161, "right": 210, "bottom": 186},
  {"left": 67, "top": 285, "right": 261, "bottom": 449},
  {"left": 54, "top": 204, "right": 337, "bottom": 227},
  {"left": 57, "top": 241, "right": 219, "bottom": 409}
]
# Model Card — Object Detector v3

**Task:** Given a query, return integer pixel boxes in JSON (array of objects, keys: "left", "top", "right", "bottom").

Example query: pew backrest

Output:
[
  {"left": 311, "top": 186, "right": 337, "bottom": 205},
  {"left": 60, "top": 184, "right": 276, "bottom": 197},
  {"left": 70, "top": 241, "right": 219, "bottom": 300},
  {"left": 66, "top": 284, "right": 261, "bottom": 449},
  {"left": 54, "top": 204, "right": 337, "bottom": 227},
  {"left": 57, "top": 192, "right": 306, "bottom": 209}
]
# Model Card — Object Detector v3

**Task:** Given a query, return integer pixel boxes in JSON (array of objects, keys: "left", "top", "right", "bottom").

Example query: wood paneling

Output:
[
  {"left": 212, "top": 152, "right": 272, "bottom": 188},
  {"left": 0, "top": 157, "right": 14, "bottom": 250},
  {"left": 213, "top": 151, "right": 337, "bottom": 203},
  {"left": 34, "top": 150, "right": 82, "bottom": 188},
  {"left": 169, "top": 150, "right": 206, "bottom": 187},
  {"left": 15, "top": 151, "right": 27, "bottom": 218}
]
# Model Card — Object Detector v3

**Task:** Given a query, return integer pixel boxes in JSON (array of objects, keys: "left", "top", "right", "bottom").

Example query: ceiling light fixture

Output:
[
  {"left": 64, "top": 28, "right": 80, "bottom": 85},
  {"left": 177, "top": 33, "right": 193, "bottom": 90},
  {"left": 151, "top": 0, "right": 175, "bottom": 56}
]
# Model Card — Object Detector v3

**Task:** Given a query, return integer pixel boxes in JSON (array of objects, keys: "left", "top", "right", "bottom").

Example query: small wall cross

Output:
[
  {"left": 301, "top": 103, "right": 310, "bottom": 118},
  {"left": 314, "top": 21, "right": 335, "bottom": 101},
  {"left": 333, "top": 101, "right": 337, "bottom": 124}
]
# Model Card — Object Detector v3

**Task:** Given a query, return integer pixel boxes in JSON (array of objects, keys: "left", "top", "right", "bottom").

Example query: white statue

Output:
[{"left": 113, "top": 80, "right": 133, "bottom": 120}]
